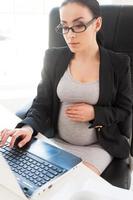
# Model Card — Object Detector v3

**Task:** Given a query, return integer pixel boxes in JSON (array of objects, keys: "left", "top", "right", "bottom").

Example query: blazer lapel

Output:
[
  {"left": 97, "top": 46, "right": 114, "bottom": 105},
  {"left": 54, "top": 47, "right": 74, "bottom": 90}
]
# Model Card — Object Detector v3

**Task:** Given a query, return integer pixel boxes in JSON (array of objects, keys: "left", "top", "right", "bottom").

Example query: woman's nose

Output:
[{"left": 67, "top": 29, "right": 76, "bottom": 38}]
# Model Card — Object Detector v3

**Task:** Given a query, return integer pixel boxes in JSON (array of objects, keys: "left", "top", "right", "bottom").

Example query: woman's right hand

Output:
[{"left": 0, "top": 127, "right": 33, "bottom": 148}]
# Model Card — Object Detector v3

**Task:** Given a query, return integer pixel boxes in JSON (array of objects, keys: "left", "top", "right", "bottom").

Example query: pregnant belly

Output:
[{"left": 57, "top": 103, "right": 97, "bottom": 145}]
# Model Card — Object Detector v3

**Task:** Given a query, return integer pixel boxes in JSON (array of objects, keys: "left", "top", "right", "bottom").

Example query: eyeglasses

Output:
[{"left": 55, "top": 17, "right": 96, "bottom": 35}]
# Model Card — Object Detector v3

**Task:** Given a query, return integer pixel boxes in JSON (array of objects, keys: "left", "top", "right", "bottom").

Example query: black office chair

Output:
[{"left": 16, "top": 5, "right": 133, "bottom": 189}]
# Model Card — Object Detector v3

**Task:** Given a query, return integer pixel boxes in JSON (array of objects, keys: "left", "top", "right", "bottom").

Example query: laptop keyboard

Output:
[{"left": 0, "top": 144, "right": 66, "bottom": 187}]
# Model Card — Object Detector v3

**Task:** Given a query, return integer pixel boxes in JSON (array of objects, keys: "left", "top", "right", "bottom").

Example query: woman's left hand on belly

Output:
[{"left": 65, "top": 103, "right": 94, "bottom": 122}]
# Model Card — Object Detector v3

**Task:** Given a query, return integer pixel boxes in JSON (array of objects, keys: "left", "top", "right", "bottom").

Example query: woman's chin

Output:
[{"left": 68, "top": 46, "right": 81, "bottom": 53}]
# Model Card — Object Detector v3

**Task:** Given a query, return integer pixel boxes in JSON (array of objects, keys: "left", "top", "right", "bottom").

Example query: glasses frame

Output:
[{"left": 55, "top": 17, "right": 97, "bottom": 35}]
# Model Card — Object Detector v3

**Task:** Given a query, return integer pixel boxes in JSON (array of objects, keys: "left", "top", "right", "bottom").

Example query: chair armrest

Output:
[{"left": 101, "top": 158, "right": 131, "bottom": 189}]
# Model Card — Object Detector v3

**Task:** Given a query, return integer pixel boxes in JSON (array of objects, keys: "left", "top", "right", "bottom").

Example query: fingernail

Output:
[{"left": 18, "top": 143, "right": 22, "bottom": 148}]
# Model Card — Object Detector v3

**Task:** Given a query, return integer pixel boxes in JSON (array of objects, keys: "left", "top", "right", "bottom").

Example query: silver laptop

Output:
[{"left": 0, "top": 138, "right": 81, "bottom": 198}]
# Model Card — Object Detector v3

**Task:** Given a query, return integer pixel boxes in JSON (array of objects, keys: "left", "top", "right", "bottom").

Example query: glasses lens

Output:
[
  {"left": 55, "top": 23, "right": 86, "bottom": 34},
  {"left": 62, "top": 26, "right": 69, "bottom": 34},
  {"left": 56, "top": 25, "right": 68, "bottom": 34},
  {"left": 73, "top": 24, "right": 86, "bottom": 33}
]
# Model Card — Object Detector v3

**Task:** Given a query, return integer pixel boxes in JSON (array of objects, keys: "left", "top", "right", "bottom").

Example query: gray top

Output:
[{"left": 57, "top": 67, "right": 99, "bottom": 146}]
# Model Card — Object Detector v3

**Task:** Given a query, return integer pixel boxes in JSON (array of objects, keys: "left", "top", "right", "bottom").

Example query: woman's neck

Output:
[{"left": 74, "top": 44, "right": 99, "bottom": 62}]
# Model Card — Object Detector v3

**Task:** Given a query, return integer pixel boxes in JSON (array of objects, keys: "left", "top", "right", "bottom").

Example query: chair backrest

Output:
[{"left": 48, "top": 5, "right": 133, "bottom": 155}]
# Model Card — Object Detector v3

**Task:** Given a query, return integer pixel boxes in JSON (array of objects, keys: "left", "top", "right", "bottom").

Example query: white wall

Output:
[
  {"left": 0, "top": 0, "right": 49, "bottom": 112},
  {"left": 111, "top": 0, "right": 133, "bottom": 4}
]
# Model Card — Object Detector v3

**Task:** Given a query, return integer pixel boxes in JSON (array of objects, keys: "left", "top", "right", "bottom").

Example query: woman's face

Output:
[{"left": 59, "top": 3, "right": 102, "bottom": 53}]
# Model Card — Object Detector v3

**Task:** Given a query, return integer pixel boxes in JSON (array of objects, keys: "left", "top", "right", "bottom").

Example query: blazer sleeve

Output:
[
  {"left": 90, "top": 55, "right": 132, "bottom": 129},
  {"left": 16, "top": 49, "right": 56, "bottom": 135}
]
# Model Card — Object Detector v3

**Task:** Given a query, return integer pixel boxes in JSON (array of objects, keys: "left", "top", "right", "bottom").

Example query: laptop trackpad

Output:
[
  {"left": 28, "top": 139, "right": 60, "bottom": 159},
  {"left": 27, "top": 139, "right": 81, "bottom": 170}
]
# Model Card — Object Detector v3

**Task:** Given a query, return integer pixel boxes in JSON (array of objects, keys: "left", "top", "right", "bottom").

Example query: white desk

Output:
[
  {"left": 0, "top": 104, "right": 21, "bottom": 130},
  {"left": 0, "top": 104, "right": 133, "bottom": 200}
]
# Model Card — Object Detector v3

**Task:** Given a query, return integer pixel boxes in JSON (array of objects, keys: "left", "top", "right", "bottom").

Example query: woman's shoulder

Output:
[
  {"left": 101, "top": 46, "right": 130, "bottom": 73},
  {"left": 103, "top": 46, "right": 130, "bottom": 64}
]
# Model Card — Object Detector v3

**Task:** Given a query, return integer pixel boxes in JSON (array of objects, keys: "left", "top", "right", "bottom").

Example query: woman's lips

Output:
[{"left": 68, "top": 42, "right": 80, "bottom": 46}]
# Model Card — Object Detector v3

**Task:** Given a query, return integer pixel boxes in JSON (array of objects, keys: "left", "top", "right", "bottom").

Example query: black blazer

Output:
[{"left": 17, "top": 46, "right": 132, "bottom": 159}]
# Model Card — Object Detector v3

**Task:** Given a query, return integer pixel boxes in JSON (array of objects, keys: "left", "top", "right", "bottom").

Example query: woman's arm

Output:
[{"left": 16, "top": 49, "right": 56, "bottom": 135}]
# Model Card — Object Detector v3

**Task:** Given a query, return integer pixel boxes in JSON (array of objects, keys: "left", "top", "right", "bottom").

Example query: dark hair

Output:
[{"left": 60, "top": 0, "right": 103, "bottom": 46}]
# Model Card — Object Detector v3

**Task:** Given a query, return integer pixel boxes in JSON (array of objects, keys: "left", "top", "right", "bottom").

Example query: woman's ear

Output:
[{"left": 95, "top": 17, "right": 102, "bottom": 32}]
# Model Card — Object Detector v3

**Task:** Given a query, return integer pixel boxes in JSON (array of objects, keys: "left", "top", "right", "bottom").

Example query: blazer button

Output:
[{"left": 95, "top": 125, "right": 103, "bottom": 132}]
